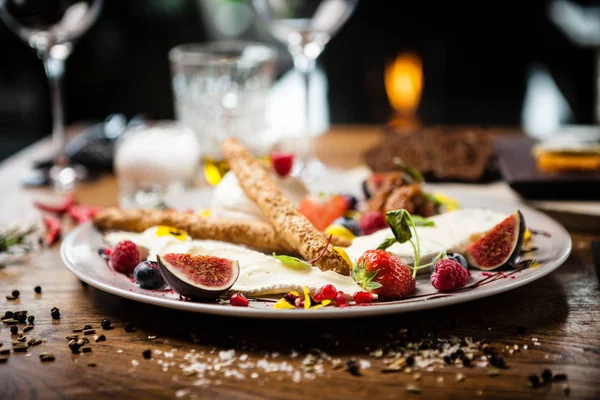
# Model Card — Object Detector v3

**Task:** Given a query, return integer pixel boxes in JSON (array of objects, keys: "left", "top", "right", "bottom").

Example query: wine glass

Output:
[
  {"left": 252, "top": 0, "right": 358, "bottom": 179},
  {"left": 0, "top": 0, "right": 103, "bottom": 192}
]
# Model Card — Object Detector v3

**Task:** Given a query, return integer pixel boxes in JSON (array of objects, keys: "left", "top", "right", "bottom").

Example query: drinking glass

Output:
[
  {"left": 0, "top": 0, "right": 103, "bottom": 192},
  {"left": 252, "top": 0, "right": 358, "bottom": 178},
  {"left": 169, "top": 41, "right": 277, "bottom": 185},
  {"left": 114, "top": 122, "right": 201, "bottom": 209}
]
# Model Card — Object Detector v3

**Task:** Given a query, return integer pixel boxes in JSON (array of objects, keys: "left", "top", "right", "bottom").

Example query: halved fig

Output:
[
  {"left": 156, "top": 253, "right": 239, "bottom": 301},
  {"left": 466, "top": 211, "right": 526, "bottom": 270}
]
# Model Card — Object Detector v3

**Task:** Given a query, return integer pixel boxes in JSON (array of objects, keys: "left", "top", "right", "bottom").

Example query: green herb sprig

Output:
[
  {"left": 393, "top": 157, "right": 424, "bottom": 184},
  {"left": 377, "top": 210, "right": 438, "bottom": 277},
  {"left": 272, "top": 253, "right": 311, "bottom": 269},
  {"left": 0, "top": 225, "right": 37, "bottom": 254}
]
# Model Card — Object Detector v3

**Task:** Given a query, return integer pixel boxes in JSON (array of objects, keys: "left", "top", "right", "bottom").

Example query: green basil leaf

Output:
[
  {"left": 422, "top": 193, "right": 444, "bottom": 207},
  {"left": 411, "top": 215, "right": 435, "bottom": 227},
  {"left": 272, "top": 253, "right": 311, "bottom": 269},
  {"left": 385, "top": 209, "right": 412, "bottom": 243},
  {"left": 393, "top": 157, "right": 424, "bottom": 183},
  {"left": 377, "top": 237, "right": 398, "bottom": 250}
]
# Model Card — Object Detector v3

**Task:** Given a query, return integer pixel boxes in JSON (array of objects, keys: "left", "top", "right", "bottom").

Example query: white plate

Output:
[{"left": 61, "top": 188, "right": 571, "bottom": 319}]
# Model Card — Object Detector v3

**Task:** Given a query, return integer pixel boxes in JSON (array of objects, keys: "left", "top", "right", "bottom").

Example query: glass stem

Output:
[
  {"left": 293, "top": 54, "right": 316, "bottom": 163},
  {"left": 43, "top": 53, "right": 67, "bottom": 164}
]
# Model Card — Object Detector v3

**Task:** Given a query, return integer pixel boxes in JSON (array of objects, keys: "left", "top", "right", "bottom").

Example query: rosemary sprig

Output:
[{"left": 0, "top": 225, "right": 37, "bottom": 254}]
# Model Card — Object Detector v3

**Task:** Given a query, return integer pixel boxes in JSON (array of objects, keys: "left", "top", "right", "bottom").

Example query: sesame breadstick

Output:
[
  {"left": 93, "top": 208, "right": 350, "bottom": 253},
  {"left": 222, "top": 138, "right": 351, "bottom": 275}
]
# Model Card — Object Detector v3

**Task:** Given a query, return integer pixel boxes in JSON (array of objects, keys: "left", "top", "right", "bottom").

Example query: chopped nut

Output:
[{"left": 406, "top": 384, "right": 421, "bottom": 394}]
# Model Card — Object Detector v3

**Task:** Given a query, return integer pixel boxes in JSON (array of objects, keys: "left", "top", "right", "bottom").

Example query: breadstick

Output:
[
  {"left": 92, "top": 208, "right": 350, "bottom": 253},
  {"left": 222, "top": 138, "right": 351, "bottom": 275}
]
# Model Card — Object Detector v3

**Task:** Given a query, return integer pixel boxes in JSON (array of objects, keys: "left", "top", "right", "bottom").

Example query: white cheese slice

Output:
[{"left": 345, "top": 208, "right": 508, "bottom": 265}]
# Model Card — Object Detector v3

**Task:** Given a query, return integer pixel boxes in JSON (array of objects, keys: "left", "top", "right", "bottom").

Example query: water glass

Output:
[
  {"left": 169, "top": 41, "right": 277, "bottom": 160},
  {"left": 114, "top": 122, "right": 201, "bottom": 209}
]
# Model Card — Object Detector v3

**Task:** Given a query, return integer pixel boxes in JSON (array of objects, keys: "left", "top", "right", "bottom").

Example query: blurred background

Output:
[{"left": 0, "top": 0, "right": 596, "bottom": 162}]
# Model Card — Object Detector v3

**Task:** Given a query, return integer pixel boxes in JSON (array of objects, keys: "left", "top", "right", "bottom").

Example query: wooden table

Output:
[{"left": 1, "top": 127, "right": 599, "bottom": 400}]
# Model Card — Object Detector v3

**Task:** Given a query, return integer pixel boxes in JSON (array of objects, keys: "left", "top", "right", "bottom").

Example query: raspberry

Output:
[
  {"left": 271, "top": 151, "right": 294, "bottom": 177},
  {"left": 430, "top": 259, "right": 471, "bottom": 292},
  {"left": 110, "top": 240, "right": 141, "bottom": 275},
  {"left": 358, "top": 211, "right": 387, "bottom": 235}
]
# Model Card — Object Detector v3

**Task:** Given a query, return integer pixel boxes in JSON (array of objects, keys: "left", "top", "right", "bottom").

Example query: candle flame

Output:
[{"left": 385, "top": 53, "right": 423, "bottom": 118}]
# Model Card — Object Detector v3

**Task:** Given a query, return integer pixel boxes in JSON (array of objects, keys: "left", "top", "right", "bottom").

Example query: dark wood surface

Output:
[{"left": 1, "top": 127, "right": 599, "bottom": 400}]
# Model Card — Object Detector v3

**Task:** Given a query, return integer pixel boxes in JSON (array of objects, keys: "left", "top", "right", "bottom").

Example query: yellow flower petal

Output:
[
  {"left": 310, "top": 299, "right": 332, "bottom": 309},
  {"left": 524, "top": 228, "right": 531, "bottom": 243},
  {"left": 432, "top": 192, "right": 460, "bottom": 211},
  {"left": 198, "top": 209, "right": 211, "bottom": 217},
  {"left": 303, "top": 286, "right": 312, "bottom": 309},
  {"left": 325, "top": 225, "right": 355, "bottom": 241},
  {"left": 334, "top": 247, "right": 353, "bottom": 268},
  {"left": 273, "top": 298, "right": 295, "bottom": 309},
  {"left": 155, "top": 226, "right": 188, "bottom": 241}
]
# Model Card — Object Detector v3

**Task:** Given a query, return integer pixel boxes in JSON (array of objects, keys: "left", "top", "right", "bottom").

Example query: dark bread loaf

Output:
[{"left": 364, "top": 127, "right": 494, "bottom": 182}]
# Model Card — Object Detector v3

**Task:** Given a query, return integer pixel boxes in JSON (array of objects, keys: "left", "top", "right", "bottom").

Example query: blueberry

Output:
[
  {"left": 447, "top": 253, "right": 469, "bottom": 269},
  {"left": 134, "top": 261, "right": 165, "bottom": 290},
  {"left": 362, "top": 180, "right": 372, "bottom": 199},
  {"left": 342, "top": 194, "right": 358, "bottom": 210},
  {"left": 332, "top": 216, "right": 362, "bottom": 236}
]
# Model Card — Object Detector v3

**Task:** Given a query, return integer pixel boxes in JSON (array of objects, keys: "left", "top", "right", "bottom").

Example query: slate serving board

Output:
[{"left": 494, "top": 136, "right": 600, "bottom": 200}]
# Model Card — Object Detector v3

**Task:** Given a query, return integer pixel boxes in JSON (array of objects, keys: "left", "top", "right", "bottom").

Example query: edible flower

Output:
[
  {"left": 333, "top": 247, "right": 353, "bottom": 268},
  {"left": 425, "top": 192, "right": 459, "bottom": 211},
  {"left": 198, "top": 209, "right": 211, "bottom": 217},
  {"left": 325, "top": 225, "right": 356, "bottom": 241},
  {"left": 303, "top": 286, "right": 331, "bottom": 309},
  {"left": 523, "top": 228, "right": 531, "bottom": 243},
  {"left": 272, "top": 288, "right": 331, "bottom": 310},
  {"left": 155, "top": 226, "right": 188, "bottom": 241}
]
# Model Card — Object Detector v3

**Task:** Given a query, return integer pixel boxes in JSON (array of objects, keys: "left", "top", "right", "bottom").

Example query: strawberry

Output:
[
  {"left": 353, "top": 249, "right": 416, "bottom": 299},
  {"left": 299, "top": 194, "right": 348, "bottom": 231},
  {"left": 270, "top": 151, "right": 294, "bottom": 177}
]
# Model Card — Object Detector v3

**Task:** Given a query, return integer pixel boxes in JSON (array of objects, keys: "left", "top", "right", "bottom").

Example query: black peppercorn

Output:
[
  {"left": 455, "top": 349, "right": 465, "bottom": 357},
  {"left": 142, "top": 349, "right": 152, "bottom": 359},
  {"left": 101, "top": 318, "right": 111, "bottom": 329},
  {"left": 450, "top": 352, "right": 459, "bottom": 360},
  {"left": 27, "top": 315, "right": 35, "bottom": 324},
  {"left": 69, "top": 342, "right": 81, "bottom": 354},
  {"left": 83, "top": 325, "right": 93, "bottom": 330},
  {"left": 552, "top": 373, "right": 567, "bottom": 382},
  {"left": 34, "top": 286, "right": 42, "bottom": 294},
  {"left": 461, "top": 356, "right": 471, "bottom": 367},
  {"left": 443, "top": 355, "right": 452, "bottom": 364},
  {"left": 346, "top": 359, "right": 361, "bottom": 376},
  {"left": 11, "top": 290, "right": 19, "bottom": 298},
  {"left": 10, "top": 325, "right": 18, "bottom": 334},
  {"left": 527, "top": 375, "right": 540, "bottom": 388},
  {"left": 17, "top": 313, "right": 27, "bottom": 323},
  {"left": 406, "top": 355, "right": 415, "bottom": 367},
  {"left": 51, "top": 309, "right": 60, "bottom": 320},
  {"left": 4, "top": 311, "right": 14, "bottom": 319},
  {"left": 124, "top": 323, "right": 135, "bottom": 332},
  {"left": 517, "top": 325, "right": 526, "bottom": 335},
  {"left": 541, "top": 369, "right": 553, "bottom": 383}
]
